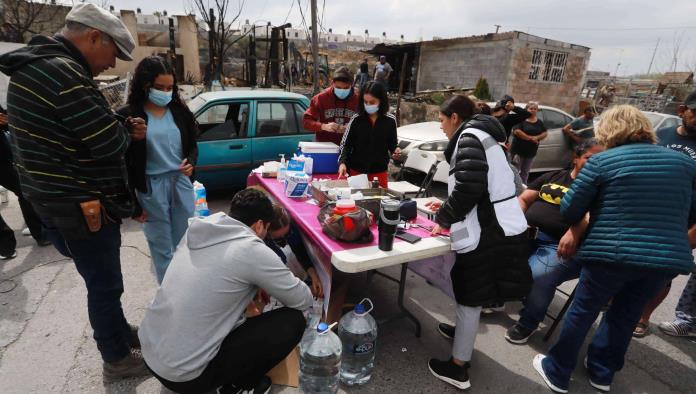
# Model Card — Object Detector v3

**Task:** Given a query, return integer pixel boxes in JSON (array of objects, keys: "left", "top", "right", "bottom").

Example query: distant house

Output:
[{"left": 369, "top": 31, "right": 591, "bottom": 113}]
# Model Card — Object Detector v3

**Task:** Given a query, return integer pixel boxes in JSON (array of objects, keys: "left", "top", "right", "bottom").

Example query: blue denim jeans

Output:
[
  {"left": 518, "top": 232, "right": 581, "bottom": 331},
  {"left": 44, "top": 221, "right": 133, "bottom": 362},
  {"left": 542, "top": 263, "right": 675, "bottom": 389},
  {"left": 675, "top": 273, "right": 696, "bottom": 328}
]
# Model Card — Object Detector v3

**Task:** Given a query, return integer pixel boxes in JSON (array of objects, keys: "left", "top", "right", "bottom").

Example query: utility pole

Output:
[
  {"left": 494, "top": 24, "right": 501, "bottom": 34},
  {"left": 310, "top": 0, "right": 320, "bottom": 95},
  {"left": 647, "top": 38, "right": 660, "bottom": 75}
]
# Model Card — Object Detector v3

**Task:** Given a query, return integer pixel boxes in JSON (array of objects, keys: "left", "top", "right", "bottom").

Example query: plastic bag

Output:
[{"left": 317, "top": 204, "right": 374, "bottom": 243}]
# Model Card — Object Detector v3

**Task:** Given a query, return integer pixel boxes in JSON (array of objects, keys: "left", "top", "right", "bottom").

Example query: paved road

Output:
[{"left": 0, "top": 192, "right": 694, "bottom": 393}]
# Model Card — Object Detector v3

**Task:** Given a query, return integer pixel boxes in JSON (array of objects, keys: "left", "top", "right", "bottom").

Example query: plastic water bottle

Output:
[
  {"left": 299, "top": 322, "right": 341, "bottom": 394},
  {"left": 338, "top": 298, "right": 378, "bottom": 385},
  {"left": 278, "top": 154, "right": 287, "bottom": 182},
  {"left": 193, "top": 181, "right": 209, "bottom": 217}
]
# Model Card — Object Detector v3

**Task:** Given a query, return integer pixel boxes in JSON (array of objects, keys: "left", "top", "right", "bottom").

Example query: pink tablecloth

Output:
[
  {"left": 248, "top": 172, "right": 438, "bottom": 261},
  {"left": 248, "top": 172, "right": 456, "bottom": 300}
]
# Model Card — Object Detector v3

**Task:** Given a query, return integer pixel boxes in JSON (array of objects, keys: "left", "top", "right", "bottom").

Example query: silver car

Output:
[{"left": 396, "top": 104, "right": 575, "bottom": 173}]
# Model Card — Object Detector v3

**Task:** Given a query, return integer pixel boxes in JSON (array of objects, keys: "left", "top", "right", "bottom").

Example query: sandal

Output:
[{"left": 633, "top": 322, "right": 650, "bottom": 338}]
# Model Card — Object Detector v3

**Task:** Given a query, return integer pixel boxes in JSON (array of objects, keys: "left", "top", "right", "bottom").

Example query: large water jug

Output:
[
  {"left": 299, "top": 322, "right": 341, "bottom": 394},
  {"left": 338, "top": 298, "right": 378, "bottom": 385}
]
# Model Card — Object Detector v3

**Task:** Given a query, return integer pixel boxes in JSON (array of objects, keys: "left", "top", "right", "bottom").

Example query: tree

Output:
[
  {"left": 187, "top": 0, "right": 246, "bottom": 75},
  {"left": 1, "top": 0, "right": 61, "bottom": 43},
  {"left": 473, "top": 76, "right": 492, "bottom": 101}
]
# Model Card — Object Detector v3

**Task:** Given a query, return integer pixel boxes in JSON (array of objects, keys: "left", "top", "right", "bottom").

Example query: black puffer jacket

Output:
[{"left": 437, "top": 114, "right": 532, "bottom": 306}]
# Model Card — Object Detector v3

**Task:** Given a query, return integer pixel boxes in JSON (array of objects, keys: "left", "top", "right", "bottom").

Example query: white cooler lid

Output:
[{"left": 299, "top": 141, "right": 340, "bottom": 154}]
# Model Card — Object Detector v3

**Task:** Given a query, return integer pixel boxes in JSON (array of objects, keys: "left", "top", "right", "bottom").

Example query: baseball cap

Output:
[
  {"left": 684, "top": 89, "right": 696, "bottom": 110},
  {"left": 332, "top": 66, "right": 353, "bottom": 83},
  {"left": 65, "top": 3, "right": 136, "bottom": 61}
]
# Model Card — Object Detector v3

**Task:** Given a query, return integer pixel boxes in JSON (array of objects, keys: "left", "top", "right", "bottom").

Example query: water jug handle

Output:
[
  {"left": 318, "top": 322, "right": 338, "bottom": 335},
  {"left": 357, "top": 298, "right": 374, "bottom": 316}
]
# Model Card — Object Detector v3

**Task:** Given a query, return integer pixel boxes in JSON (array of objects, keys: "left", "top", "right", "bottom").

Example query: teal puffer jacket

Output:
[{"left": 561, "top": 143, "right": 696, "bottom": 274}]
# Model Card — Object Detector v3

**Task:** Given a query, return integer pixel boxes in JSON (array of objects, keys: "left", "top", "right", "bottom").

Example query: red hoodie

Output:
[{"left": 303, "top": 86, "right": 359, "bottom": 145}]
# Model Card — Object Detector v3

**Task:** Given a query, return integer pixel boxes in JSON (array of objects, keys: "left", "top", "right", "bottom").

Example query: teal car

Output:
[{"left": 187, "top": 90, "right": 315, "bottom": 189}]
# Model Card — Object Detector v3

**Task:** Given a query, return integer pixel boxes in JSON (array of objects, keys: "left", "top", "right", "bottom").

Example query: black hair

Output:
[
  {"left": 269, "top": 203, "right": 290, "bottom": 231},
  {"left": 228, "top": 189, "right": 274, "bottom": 226},
  {"left": 358, "top": 81, "right": 389, "bottom": 116},
  {"left": 440, "top": 95, "right": 479, "bottom": 121},
  {"left": 127, "top": 55, "right": 187, "bottom": 111},
  {"left": 574, "top": 138, "right": 601, "bottom": 157}
]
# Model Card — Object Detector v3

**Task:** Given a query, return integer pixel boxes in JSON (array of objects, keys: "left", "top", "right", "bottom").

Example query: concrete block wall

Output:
[
  {"left": 506, "top": 39, "right": 591, "bottom": 114},
  {"left": 417, "top": 40, "right": 512, "bottom": 100}
]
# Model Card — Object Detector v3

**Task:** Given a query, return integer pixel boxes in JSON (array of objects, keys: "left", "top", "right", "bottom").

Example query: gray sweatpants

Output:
[{"left": 452, "top": 305, "right": 483, "bottom": 362}]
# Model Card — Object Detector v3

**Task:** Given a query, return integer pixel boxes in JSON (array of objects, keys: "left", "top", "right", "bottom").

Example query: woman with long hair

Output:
[
  {"left": 338, "top": 81, "right": 400, "bottom": 187},
  {"left": 119, "top": 56, "right": 199, "bottom": 283},
  {"left": 510, "top": 101, "right": 548, "bottom": 183},
  {"left": 426, "top": 95, "right": 531, "bottom": 390}
]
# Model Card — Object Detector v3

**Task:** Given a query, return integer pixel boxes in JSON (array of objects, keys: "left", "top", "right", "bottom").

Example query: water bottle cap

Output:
[
  {"left": 355, "top": 303, "right": 366, "bottom": 314},
  {"left": 317, "top": 322, "right": 329, "bottom": 332}
]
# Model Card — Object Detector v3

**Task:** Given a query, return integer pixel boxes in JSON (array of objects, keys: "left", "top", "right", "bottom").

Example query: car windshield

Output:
[
  {"left": 642, "top": 112, "right": 663, "bottom": 128},
  {"left": 188, "top": 96, "right": 207, "bottom": 114}
]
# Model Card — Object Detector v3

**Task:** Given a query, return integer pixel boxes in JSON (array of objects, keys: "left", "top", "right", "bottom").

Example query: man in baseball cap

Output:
[
  {"left": 0, "top": 3, "right": 148, "bottom": 383},
  {"left": 66, "top": 3, "right": 136, "bottom": 62}
]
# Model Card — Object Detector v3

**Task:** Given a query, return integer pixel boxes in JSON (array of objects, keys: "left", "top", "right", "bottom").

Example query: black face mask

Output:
[{"left": 443, "top": 120, "right": 470, "bottom": 164}]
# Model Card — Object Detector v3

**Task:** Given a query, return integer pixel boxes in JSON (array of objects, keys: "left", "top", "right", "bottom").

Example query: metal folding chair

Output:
[{"left": 543, "top": 284, "right": 577, "bottom": 342}]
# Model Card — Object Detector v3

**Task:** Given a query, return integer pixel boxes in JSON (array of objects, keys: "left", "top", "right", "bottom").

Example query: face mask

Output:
[
  {"left": 364, "top": 103, "right": 379, "bottom": 115},
  {"left": 148, "top": 88, "right": 173, "bottom": 107},
  {"left": 334, "top": 87, "right": 351, "bottom": 100}
]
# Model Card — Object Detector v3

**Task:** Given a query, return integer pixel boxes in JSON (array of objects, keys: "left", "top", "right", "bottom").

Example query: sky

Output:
[{"left": 105, "top": 0, "right": 696, "bottom": 76}]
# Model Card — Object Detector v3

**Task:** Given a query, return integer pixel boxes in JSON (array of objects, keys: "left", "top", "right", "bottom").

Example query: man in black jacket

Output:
[
  {"left": 0, "top": 3, "right": 148, "bottom": 382},
  {"left": 0, "top": 105, "right": 49, "bottom": 259}
]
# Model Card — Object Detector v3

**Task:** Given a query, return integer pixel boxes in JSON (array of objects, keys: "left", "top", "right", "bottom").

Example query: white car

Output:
[
  {"left": 396, "top": 104, "right": 576, "bottom": 173},
  {"left": 641, "top": 111, "right": 680, "bottom": 131}
]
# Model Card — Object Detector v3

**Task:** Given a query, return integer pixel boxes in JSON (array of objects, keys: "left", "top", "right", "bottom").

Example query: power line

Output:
[
  {"left": 283, "top": 0, "right": 294, "bottom": 24},
  {"left": 522, "top": 25, "right": 696, "bottom": 32}
]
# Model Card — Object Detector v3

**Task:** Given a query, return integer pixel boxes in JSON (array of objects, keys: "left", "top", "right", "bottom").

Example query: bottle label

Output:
[{"left": 353, "top": 341, "right": 375, "bottom": 354}]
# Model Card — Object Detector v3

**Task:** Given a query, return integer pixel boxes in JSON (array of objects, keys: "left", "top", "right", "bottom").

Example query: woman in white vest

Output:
[{"left": 427, "top": 95, "right": 532, "bottom": 390}]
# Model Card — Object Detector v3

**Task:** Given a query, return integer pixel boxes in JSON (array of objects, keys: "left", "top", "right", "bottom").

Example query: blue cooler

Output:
[{"left": 299, "top": 141, "right": 340, "bottom": 174}]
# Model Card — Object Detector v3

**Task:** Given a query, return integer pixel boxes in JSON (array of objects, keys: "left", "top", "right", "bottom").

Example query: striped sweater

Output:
[{"left": 0, "top": 35, "right": 133, "bottom": 218}]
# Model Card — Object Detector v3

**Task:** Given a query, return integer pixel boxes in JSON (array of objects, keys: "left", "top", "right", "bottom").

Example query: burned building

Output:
[{"left": 370, "top": 31, "right": 591, "bottom": 114}]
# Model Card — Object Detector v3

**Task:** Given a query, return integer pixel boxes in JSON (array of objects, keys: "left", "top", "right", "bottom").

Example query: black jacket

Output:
[
  {"left": 436, "top": 114, "right": 532, "bottom": 306},
  {"left": 339, "top": 113, "right": 398, "bottom": 173},
  {"left": 497, "top": 106, "right": 532, "bottom": 141},
  {"left": 117, "top": 103, "right": 199, "bottom": 216}
]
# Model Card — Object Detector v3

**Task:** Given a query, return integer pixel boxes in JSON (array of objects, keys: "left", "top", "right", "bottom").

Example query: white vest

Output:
[{"left": 448, "top": 129, "right": 527, "bottom": 253}]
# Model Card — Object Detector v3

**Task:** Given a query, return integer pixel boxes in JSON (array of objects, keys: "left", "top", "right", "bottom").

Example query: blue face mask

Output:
[
  {"left": 334, "top": 87, "right": 351, "bottom": 100},
  {"left": 364, "top": 103, "right": 379, "bottom": 115},
  {"left": 148, "top": 88, "right": 173, "bottom": 107}
]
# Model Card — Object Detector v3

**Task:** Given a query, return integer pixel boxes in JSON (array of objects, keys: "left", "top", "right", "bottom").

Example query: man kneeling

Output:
[{"left": 139, "top": 189, "right": 313, "bottom": 393}]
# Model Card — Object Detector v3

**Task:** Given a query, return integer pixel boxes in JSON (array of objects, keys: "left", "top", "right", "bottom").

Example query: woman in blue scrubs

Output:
[{"left": 120, "top": 56, "right": 199, "bottom": 283}]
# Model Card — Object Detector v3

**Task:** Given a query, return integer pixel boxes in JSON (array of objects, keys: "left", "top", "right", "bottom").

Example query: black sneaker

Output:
[
  {"left": 247, "top": 376, "right": 272, "bottom": 394},
  {"left": 428, "top": 358, "right": 471, "bottom": 390},
  {"left": 505, "top": 323, "right": 535, "bottom": 344},
  {"left": 0, "top": 250, "right": 17, "bottom": 260},
  {"left": 438, "top": 323, "right": 456, "bottom": 340}
]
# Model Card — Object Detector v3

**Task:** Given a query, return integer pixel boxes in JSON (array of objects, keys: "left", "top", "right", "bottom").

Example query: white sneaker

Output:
[
  {"left": 22, "top": 227, "right": 31, "bottom": 236},
  {"left": 533, "top": 354, "right": 568, "bottom": 393},
  {"left": 584, "top": 356, "right": 611, "bottom": 392}
]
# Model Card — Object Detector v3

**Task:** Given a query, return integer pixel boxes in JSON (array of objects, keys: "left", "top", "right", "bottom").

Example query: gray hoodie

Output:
[{"left": 138, "top": 212, "right": 313, "bottom": 382}]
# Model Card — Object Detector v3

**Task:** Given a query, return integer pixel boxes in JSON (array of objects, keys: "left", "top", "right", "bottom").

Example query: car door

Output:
[
  {"left": 250, "top": 100, "right": 314, "bottom": 167},
  {"left": 194, "top": 100, "right": 253, "bottom": 189},
  {"left": 534, "top": 108, "right": 574, "bottom": 172}
]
